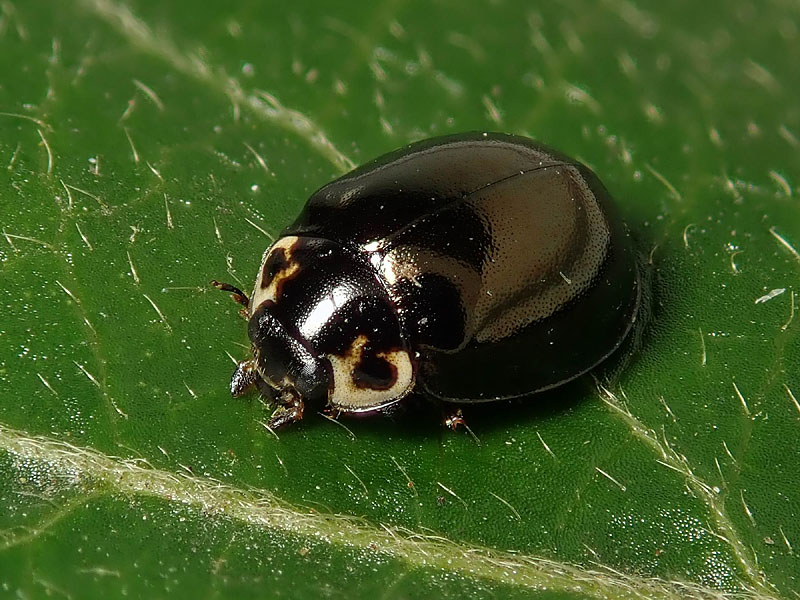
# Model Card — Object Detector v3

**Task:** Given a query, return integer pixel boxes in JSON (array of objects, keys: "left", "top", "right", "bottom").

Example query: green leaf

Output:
[{"left": 2, "top": 0, "right": 799, "bottom": 598}]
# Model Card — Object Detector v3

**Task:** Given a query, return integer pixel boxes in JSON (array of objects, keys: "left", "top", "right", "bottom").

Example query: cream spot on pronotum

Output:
[
  {"left": 327, "top": 335, "right": 414, "bottom": 412},
  {"left": 250, "top": 236, "right": 301, "bottom": 309}
]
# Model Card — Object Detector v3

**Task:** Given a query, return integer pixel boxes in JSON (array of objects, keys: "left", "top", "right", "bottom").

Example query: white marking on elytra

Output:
[{"left": 327, "top": 335, "right": 414, "bottom": 412}]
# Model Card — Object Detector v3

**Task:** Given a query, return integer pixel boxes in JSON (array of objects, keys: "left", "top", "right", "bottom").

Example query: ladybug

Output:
[{"left": 213, "top": 132, "right": 640, "bottom": 429}]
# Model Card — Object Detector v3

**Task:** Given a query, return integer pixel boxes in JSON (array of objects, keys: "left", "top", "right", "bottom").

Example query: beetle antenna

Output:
[{"left": 210, "top": 279, "right": 250, "bottom": 309}]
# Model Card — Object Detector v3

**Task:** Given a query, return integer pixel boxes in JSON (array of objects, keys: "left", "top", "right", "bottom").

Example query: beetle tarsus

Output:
[
  {"left": 323, "top": 405, "right": 341, "bottom": 420},
  {"left": 230, "top": 359, "right": 259, "bottom": 396},
  {"left": 267, "top": 390, "right": 305, "bottom": 429},
  {"left": 443, "top": 408, "right": 480, "bottom": 444},
  {"left": 211, "top": 279, "right": 251, "bottom": 315},
  {"left": 443, "top": 408, "right": 466, "bottom": 430}
]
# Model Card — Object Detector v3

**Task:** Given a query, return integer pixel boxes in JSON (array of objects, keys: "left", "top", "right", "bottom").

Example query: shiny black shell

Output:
[{"left": 278, "top": 131, "right": 640, "bottom": 404}]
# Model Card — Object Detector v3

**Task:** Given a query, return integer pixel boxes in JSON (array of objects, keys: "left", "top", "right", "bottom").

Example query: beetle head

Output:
[
  {"left": 248, "top": 302, "right": 330, "bottom": 405},
  {"left": 246, "top": 235, "right": 415, "bottom": 414}
]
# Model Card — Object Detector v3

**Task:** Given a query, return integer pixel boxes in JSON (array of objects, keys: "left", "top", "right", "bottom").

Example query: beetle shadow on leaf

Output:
[
  {"left": 371, "top": 378, "right": 590, "bottom": 439},
  {"left": 370, "top": 311, "right": 655, "bottom": 439}
]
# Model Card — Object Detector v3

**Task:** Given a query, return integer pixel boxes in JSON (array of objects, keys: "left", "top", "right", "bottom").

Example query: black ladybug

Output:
[{"left": 214, "top": 132, "right": 640, "bottom": 429}]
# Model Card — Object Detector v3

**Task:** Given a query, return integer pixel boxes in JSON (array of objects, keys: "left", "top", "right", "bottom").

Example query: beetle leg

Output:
[
  {"left": 443, "top": 408, "right": 481, "bottom": 444},
  {"left": 211, "top": 280, "right": 250, "bottom": 318},
  {"left": 267, "top": 389, "right": 305, "bottom": 429},
  {"left": 444, "top": 408, "right": 465, "bottom": 430},
  {"left": 230, "top": 359, "right": 259, "bottom": 396},
  {"left": 323, "top": 405, "right": 341, "bottom": 420}
]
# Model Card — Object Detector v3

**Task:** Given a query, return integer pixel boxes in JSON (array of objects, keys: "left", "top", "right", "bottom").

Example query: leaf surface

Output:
[{"left": 1, "top": 1, "right": 799, "bottom": 598}]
